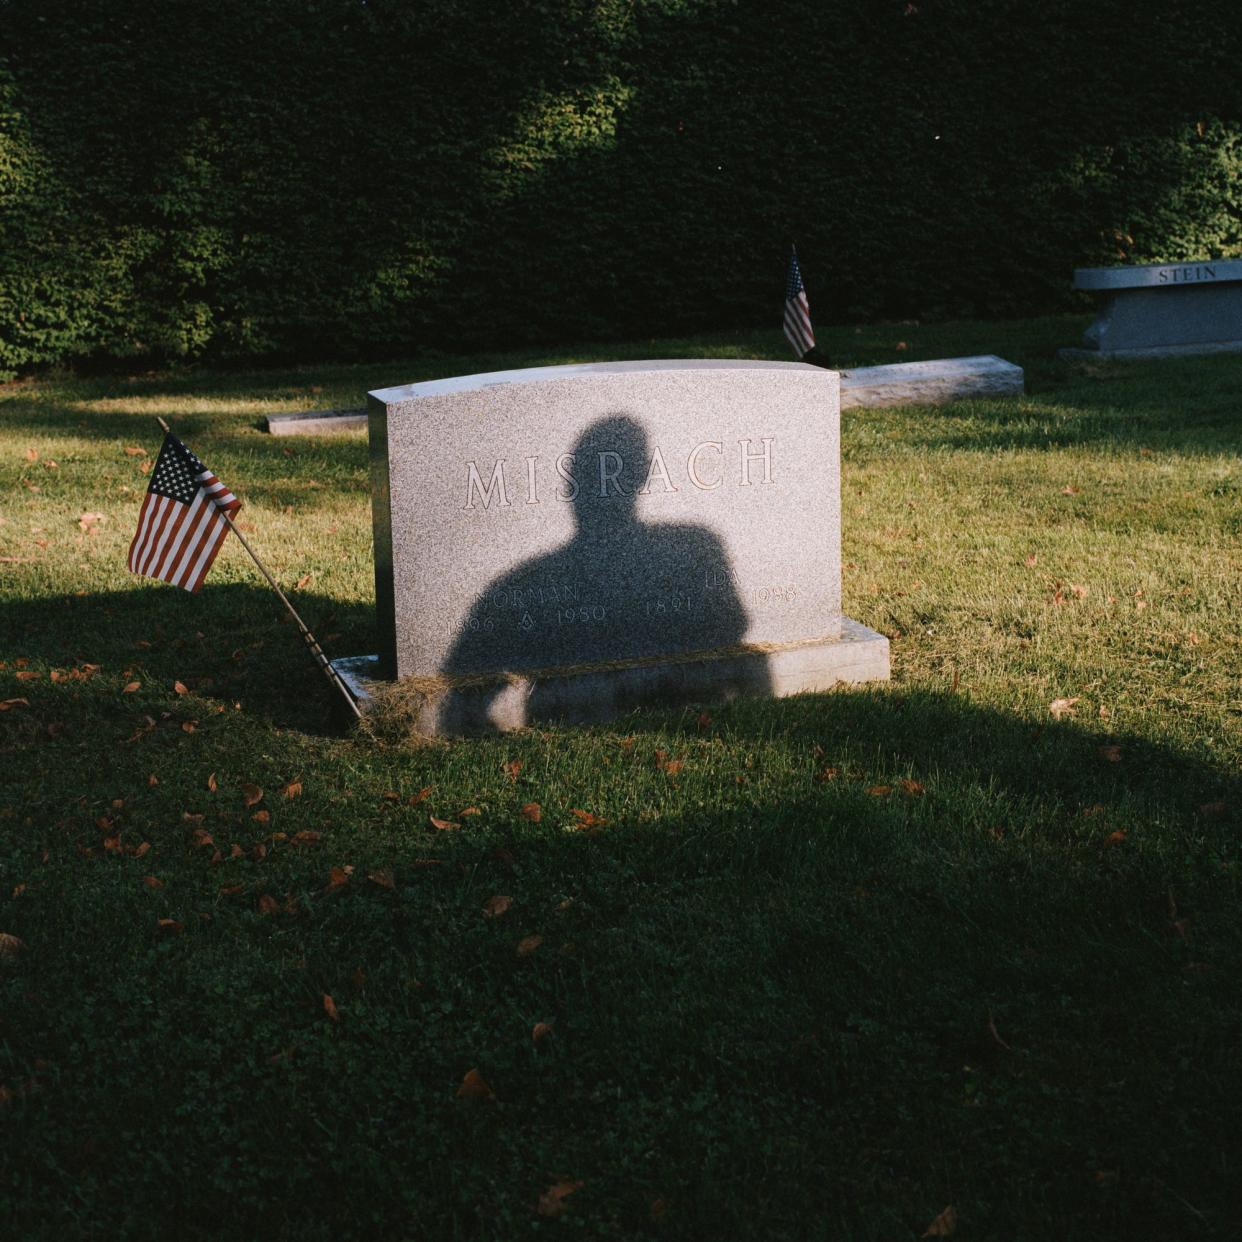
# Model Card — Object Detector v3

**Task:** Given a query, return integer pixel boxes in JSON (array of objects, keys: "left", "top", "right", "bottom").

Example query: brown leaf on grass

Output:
[
  {"left": 173, "top": 680, "right": 189, "bottom": 695},
  {"left": 14, "top": 669, "right": 40, "bottom": 682},
  {"left": 1049, "top": 696, "right": 1080, "bottom": 720},
  {"left": 240, "top": 783, "right": 263, "bottom": 808},
  {"left": 207, "top": 772, "right": 217, "bottom": 792},
  {"left": 251, "top": 809, "right": 271, "bottom": 825},
  {"left": 406, "top": 787, "right": 432, "bottom": 805},
  {"left": 295, "top": 574, "right": 313, "bottom": 589},
  {"left": 537, "top": 1181, "right": 584, "bottom": 1218},
  {"left": 569, "top": 808, "right": 606, "bottom": 830},
  {"left": 1024, "top": 554, "right": 1038, "bottom": 567},
  {"left": 516, "top": 935, "right": 543, "bottom": 957},
  {"left": 1104, "top": 830, "right": 1127, "bottom": 846},
  {"left": 865, "top": 785, "right": 892, "bottom": 797},
  {"left": 142, "top": 875, "right": 163, "bottom": 889},
  {"left": 122, "top": 681, "right": 141, "bottom": 694},
  {"left": 382, "top": 790, "right": 400, "bottom": 802},
  {"left": 922, "top": 1205, "right": 958, "bottom": 1237},
  {"left": 456, "top": 1068, "right": 496, "bottom": 1102},
  {"left": 429, "top": 816, "right": 460, "bottom": 832},
  {"left": 1059, "top": 484, "right": 1081, "bottom": 496},
  {"left": 814, "top": 767, "right": 840, "bottom": 782},
  {"left": 323, "top": 993, "right": 339, "bottom": 1022},
  {"left": 180, "top": 720, "right": 197, "bottom": 734},
  {"left": 77, "top": 512, "right": 105, "bottom": 531},
  {"left": 324, "top": 866, "right": 351, "bottom": 893},
  {"left": 219, "top": 883, "right": 244, "bottom": 897},
  {"left": 191, "top": 828, "right": 214, "bottom": 848},
  {"left": 156, "top": 918, "right": 183, "bottom": 936},
  {"left": 281, "top": 781, "right": 302, "bottom": 799},
  {"left": 1070, "top": 583, "right": 1088, "bottom": 599},
  {"left": 24, "top": 448, "right": 37, "bottom": 463},
  {"left": 1098, "top": 744, "right": 1122, "bottom": 762},
  {"left": 0, "top": 932, "right": 25, "bottom": 959},
  {"left": 520, "top": 802, "right": 542, "bottom": 823},
  {"left": 182, "top": 811, "right": 205, "bottom": 824},
  {"left": 123, "top": 446, "right": 146, "bottom": 457},
  {"left": 131, "top": 841, "right": 150, "bottom": 859},
  {"left": 661, "top": 759, "right": 684, "bottom": 776},
  {"left": 291, "top": 831, "right": 321, "bottom": 845},
  {"left": 460, "top": 806, "right": 481, "bottom": 816},
  {"left": 503, "top": 760, "right": 523, "bottom": 783},
  {"left": 229, "top": 844, "right": 244, "bottom": 859},
  {"left": 257, "top": 894, "right": 280, "bottom": 916},
  {"left": 694, "top": 711, "right": 712, "bottom": 731},
  {"left": 368, "top": 869, "right": 395, "bottom": 890},
  {"left": 482, "top": 895, "right": 512, "bottom": 919},
  {"left": 532, "top": 1022, "right": 554, "bottom": 1045},
  {"left": 0, "top": 699, "right": 30, "bottom": 712},
  {"left": 900, "top": 779, "right": 925, "bottom": 796}
]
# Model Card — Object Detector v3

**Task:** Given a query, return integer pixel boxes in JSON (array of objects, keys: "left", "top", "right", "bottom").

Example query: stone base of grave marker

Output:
[{"left": 333, "top": 619, "right": 890, "bottom": 733}]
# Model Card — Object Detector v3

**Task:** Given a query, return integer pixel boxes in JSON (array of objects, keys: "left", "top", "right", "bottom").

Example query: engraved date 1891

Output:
[{"left": 644, "top": 591, "right": 693, "bottom": 616}]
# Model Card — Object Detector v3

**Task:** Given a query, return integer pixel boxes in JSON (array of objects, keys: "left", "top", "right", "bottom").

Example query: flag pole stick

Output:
[{"left": 155, "top": 418, "right": 363, "bottom": 721}]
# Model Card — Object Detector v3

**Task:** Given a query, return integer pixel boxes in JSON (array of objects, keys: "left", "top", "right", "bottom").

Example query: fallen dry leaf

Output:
[
  {"left": 0, "top": 699, "right": 30, "bottom": 712},
  {"left": 123, "top": 446, "right": 146, "bottom": 457},
  {"left": 922, "top": 1205, "right": 958, "bottom": 1237},
  {"left": 122, "top": 681, "right": 141, "bottom": 694},
  {"left": 1104, "top": 830, "right": 1127, "bottom": 846},
  {"left": 295, "top": 574, "right": 313, "bottom": 589},
  {"left": 865, "top": 785, "right": 892, "bottom": 797},
  {"left": 156, "top": 918, "right": 182, "bottom": 935},
  {"left": 1049, "top": 696, "right": 1081, "bottom": 720},
  {"left": 986, "top": 1012, "right": 1011, "bottom": 1051},
  {"left": 1060, "top": 484, "right": 1081, "bottom": 496},
  {"left": 240, "top": 783, "right": 263, "bottom": 808},
  {"left": 0, "top": 932, "right": 25, "bottom": 959},
  {"left": 569, "top": 808, "right": 606, "bottom": 831},
  {"left": 291, "top": 830, "right": 321, "bottom": 845},
  {"left": 482, "top": 895, "right": 512, "bottom": 919},
  {"left": 1024, "top": 554, "right": 1038, "bottom": 567},
  {"left": 281, "top": 781, "right": 302, "bottom": 799},
  {"left": 532, "top": 1022, "right": 554, "bottom": 1045},
  {"left": 537, "top": 1181, "right": 584, "bottom": 1218},
  {"left": 460, "top": 806, "right": 481, "bottom": 816},
  {"left": 1070, "top": 583, "right": 1088, "bottom": 599},
  {"left": 1098, "top": 744, "right": 1122, "bottom": 762},
  {"left": 503, "top": 760, "right": 522, "bottom": 783},
  {"left": 207, "top": 772, "right": 217, "bottom": 792},
  {"left": 257, "top": 894, "right": 280, "bottom": 916},
  {"left": 456, "top": 1068, "right": 496, "bottom": 1101},
  {"left": 521, "top": 802, "right": 542, "bottom": 823},
  {"left": 173, "top": 680, "right": 189, "bottom": 695},
  {"left": 142, "top": 876, "right": 164, "bottom": 890},
  {"left": 429, "top": 816, "right": 460, "bottom": 832},
  {"left": 251, "top": 809, "right": 271, "bottom": 825},
  {"left": 900, "top": 779, "right": 925, "bottom": 796},
  {"left": 516, "top": 934, "right": 543, "bottom": 958},
  {"left": 325, "top": 866, "right": 351, "bottom": 893},
  {"left": 14, "top": 670, "right": 40, "bottom": 682},
  {"left": 814, "top": 766, "right": 840, "bottom": 782},
  {"left": 323, "top": 993, "right": 339, "bottom": 1022},
  {"left": 368, "top": 869, "right": 395, "bottom": 890},
  {"left": 180, "top": 720, "right": 197, "bottom": 734}
]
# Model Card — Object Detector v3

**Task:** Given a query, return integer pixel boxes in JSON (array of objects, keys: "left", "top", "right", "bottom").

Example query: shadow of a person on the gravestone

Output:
[{"left": 438, "top": 414, "right": 771, "bottom": 732}]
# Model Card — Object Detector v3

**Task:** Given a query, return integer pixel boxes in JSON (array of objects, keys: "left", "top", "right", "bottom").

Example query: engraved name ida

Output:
[{"left": 463, "top": 438, "right": 776, "bottom": 510}]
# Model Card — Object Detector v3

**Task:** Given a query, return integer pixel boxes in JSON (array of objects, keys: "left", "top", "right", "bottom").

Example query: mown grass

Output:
[{"left": 1, "top": 317, "right": 1239, "bottom": 1240}]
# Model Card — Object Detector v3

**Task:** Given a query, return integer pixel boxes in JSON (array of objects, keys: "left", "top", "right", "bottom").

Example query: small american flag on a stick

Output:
[
  {"left": 127, "top": 432, "right": 240, "bottom": 593},
  {"left": 783, "top": 246, "right": 816, "bottom": 358}
]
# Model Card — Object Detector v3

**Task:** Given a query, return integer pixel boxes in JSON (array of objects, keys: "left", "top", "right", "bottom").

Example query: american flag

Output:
[
  {"left": 127, "top": 433, "right": 240, "bottom": 593},
  {"left": 783, "top": 246, "right": 816, "bottom": 358}
]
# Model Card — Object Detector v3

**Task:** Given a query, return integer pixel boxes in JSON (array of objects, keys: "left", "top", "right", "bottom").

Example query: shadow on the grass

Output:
[{"left": 0, "top": 583, "right": 374, "bottom": 736}]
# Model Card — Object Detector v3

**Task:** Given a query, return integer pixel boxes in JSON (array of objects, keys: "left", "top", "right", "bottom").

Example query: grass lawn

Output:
[{"left": 1, "top": 315, "right": 1239, "bottom": 1239}]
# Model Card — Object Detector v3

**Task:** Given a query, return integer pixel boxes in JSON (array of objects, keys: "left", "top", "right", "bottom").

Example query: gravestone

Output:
[
  {"left": 840, "top": 355, "right": 1022, "bottom": 408},
  {"left": 266, "top": 407, "right": 367, "bottom": 435},
  {"left": 1063, "top": 259, "right": 1242, "bottom": 358},
  {"left": 336, "top": 359, "right": 889, "bottom": 735}
]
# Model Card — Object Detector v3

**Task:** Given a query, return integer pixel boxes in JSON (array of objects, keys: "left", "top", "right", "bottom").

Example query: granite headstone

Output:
[
  {"left": 1066, "top": 259, "right": 1242, "bottom": 358},
  {"left": 340, "top": 360, "right": 888, "bottom": 734}
]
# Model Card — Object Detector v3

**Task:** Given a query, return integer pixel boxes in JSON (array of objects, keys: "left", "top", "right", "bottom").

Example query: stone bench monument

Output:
[
  {"left": 1064, "top": 258, "right": 1242, "bottom": 358},
  {"left": 335, "top": 360, "right": 889, "bottom": 734}
]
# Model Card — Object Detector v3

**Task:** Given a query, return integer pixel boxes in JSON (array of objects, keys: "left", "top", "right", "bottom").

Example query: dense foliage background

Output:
[{"left": 2, "top": 0, "right": 1240, "bottom": 377}]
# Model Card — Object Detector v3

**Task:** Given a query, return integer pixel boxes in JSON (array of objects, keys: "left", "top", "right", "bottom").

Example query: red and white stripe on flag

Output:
[
  {"left": 783, "top": 247, "right": 816, "bottom": 358},
  {"left": 127, "top": 434, "right": 241, "bottom": 593}
]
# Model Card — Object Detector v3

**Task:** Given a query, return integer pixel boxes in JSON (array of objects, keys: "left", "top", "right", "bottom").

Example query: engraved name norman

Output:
[{"left": 463, "top": 437, "right": 776, "bottom": 509}]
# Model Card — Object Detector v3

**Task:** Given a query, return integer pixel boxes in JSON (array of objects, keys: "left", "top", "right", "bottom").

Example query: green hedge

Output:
[{"left": 2, "top": 0, "right": 1240, "bottom": 377}]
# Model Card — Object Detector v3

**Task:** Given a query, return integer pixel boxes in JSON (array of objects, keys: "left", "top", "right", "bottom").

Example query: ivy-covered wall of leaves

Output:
[{"left": 2, "top": 0, "right": 1239, "bottom": 376}]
